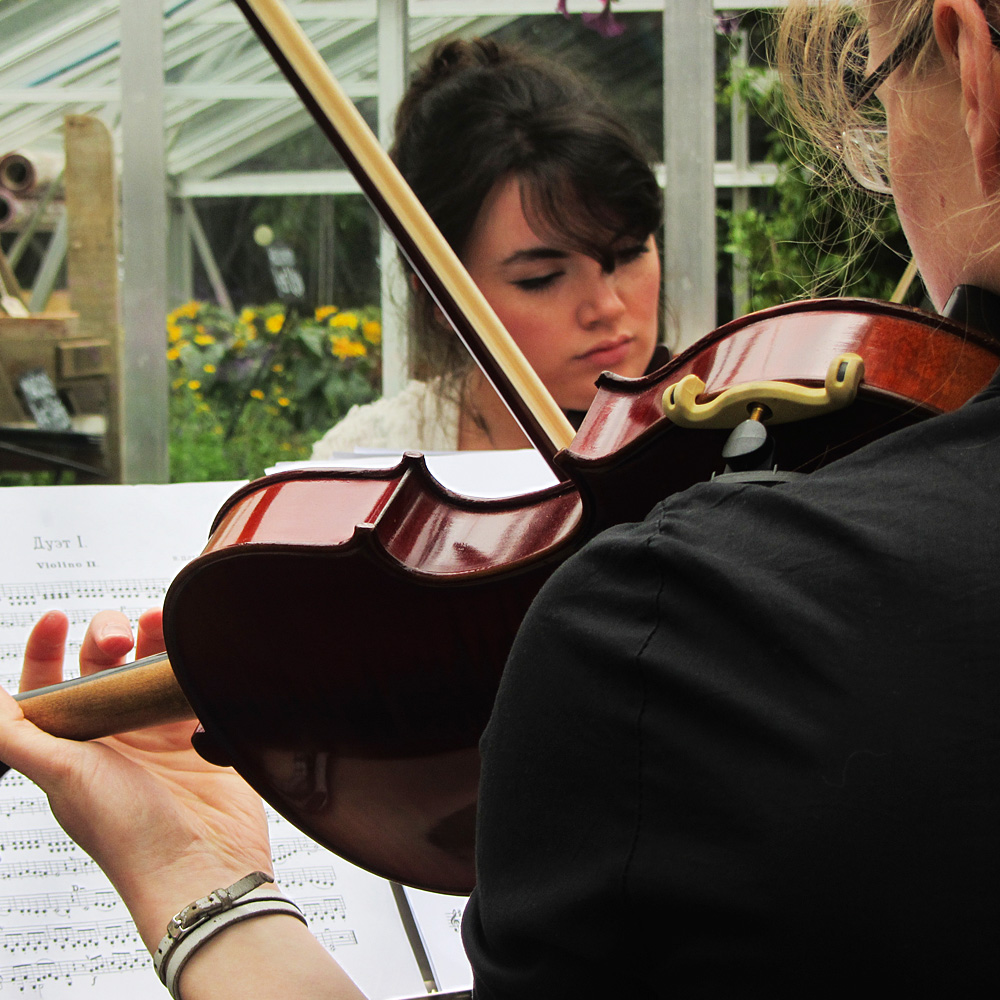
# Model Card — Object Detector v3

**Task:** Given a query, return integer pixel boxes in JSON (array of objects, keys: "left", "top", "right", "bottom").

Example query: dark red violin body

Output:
[{"left": 162, "top": 297, "right": 1000, "bottom": 895}]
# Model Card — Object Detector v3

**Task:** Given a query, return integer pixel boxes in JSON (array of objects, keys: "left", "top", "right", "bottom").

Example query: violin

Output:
[
  {"left": 7, "top": 0, "right": 1000, "bottom": 896},
  {"left": 13, "top": 294, "right": 1000, "bottom": 894}
]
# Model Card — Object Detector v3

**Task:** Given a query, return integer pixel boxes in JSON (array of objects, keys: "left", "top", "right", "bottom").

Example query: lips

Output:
[{"left": 576, "top": 335, "right": 634, "bottom": 366}]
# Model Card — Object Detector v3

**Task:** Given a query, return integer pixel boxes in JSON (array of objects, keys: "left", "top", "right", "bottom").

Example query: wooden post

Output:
[{"left": 63, "top": 114, "right": 122, "bottom": 482}]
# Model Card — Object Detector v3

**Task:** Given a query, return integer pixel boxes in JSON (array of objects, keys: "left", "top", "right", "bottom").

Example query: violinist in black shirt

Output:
[{"left": 4, "top": 1, "right": 1000, "bottom": 995}]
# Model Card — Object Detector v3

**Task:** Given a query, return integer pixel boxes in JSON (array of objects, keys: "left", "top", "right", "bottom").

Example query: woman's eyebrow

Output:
[{"left": 500, "top": 247, "right": 570, "bottom": 266}]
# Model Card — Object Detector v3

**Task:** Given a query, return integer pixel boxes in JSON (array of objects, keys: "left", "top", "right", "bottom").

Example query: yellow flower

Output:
[
  {"left": 196, "top": 323, "right": 207, "bottom": 334},
  {"left": 167, "top": 323, "right": 183, "bottom": 343},
  {"left": 178, "top": 300, "right": 200, "bottom": 318},
  {"left": 330, "top": 335, "right": 367, "bottom": 359},
  {"left": 166, "top": 347, "right": 181, "bottom": 361},
  {"left": 188, "top": 380, "right": 201, "bottom": 391},
  {"left": 240, "top": 308, "right": 257, "bottom": 325},
  {"left": 233, "top": 337, "right": 247, "bottom": 350},
  {"left": 315, "top": 305, "right": 338, "bottom": 322},
  {"left": 277, "top": 396, "right": 291, "bottom": 407},
  {"left": 265, "top": 313, "right": 285, "bottom": 334},
  {"left": 198, "top": 402, "right": 211, "bottom": 413},
  {"left": 271, "top": 363, "right": 284, "bottom": 373},
  {"left": 193, "top": 333, "right": 215, "bottom": 346},
  {"left": 171, "top": 377, "right": 185, "bottom": 390},
  {"left": 203, "top": 363, "right": 216, "bottom": 374},
  {"left": 250, "top": 388, "right": 265, "bottom": 400},
  {"left": 330, "top": 312, "right": 358, "bottom": 330},
  {"left": 362, "top": 319, "right": 381, "bottom": 345}
]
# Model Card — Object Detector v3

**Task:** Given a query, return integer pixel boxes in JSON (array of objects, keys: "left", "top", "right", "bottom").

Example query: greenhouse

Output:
[{"left": 0, "top": 0, "right": 801, "bottom": 483}]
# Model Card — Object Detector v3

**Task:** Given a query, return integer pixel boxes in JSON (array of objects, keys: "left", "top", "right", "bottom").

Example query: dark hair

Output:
[{"left": 390, "top": 37, "right": 662, "bottom": 384}]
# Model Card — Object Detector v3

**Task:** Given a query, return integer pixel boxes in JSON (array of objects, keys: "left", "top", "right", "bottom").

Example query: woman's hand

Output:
[{"left": 0, "top": 608, "right": 273, "bottom": 951}]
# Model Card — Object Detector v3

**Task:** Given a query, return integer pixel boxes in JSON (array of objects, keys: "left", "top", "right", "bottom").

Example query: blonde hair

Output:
[
  {"left": 777, "top": 0, "right": 1000, "bottom": 276},
  {"left": 776, "top": 1, "right": 938, "bottom": 174}
]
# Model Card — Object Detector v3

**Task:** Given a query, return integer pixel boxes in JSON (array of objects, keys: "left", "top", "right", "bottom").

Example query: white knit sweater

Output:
[{"left": 310, "top": 379, "right": 461, "bottom": 456}]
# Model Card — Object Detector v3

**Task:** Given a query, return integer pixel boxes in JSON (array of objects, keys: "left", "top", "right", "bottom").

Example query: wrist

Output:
[
  {"left": 178, "top": 913, "right": 360, "bottom": 1000},
  {"left": 152, "top": 872, "right": 307, "bottom": 1000},
  {"left": 119, "top": 857, "right": 273, "bottom": 951}
]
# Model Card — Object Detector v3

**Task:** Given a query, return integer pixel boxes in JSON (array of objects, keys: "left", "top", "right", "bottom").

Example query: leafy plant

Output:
[
  {"left": 720, "top": 56, "right": 919, "bottom": 313},
  {"left": 166, "top": 300, "right": 382, "bottom": 481}
]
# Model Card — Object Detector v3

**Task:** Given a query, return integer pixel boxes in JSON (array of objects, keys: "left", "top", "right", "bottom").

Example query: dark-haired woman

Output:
[{"left": 311, "top": 38, "right": 664, "bottom": 455}]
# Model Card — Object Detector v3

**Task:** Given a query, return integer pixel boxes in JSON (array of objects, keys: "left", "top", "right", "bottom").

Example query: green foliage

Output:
[
  {"left": 167, "top": 384, "right": 313, "bottom": 482},
  {"left": 0, "top": 470, "right": 62, "bottom": 487},
  {"left": 720, "top": 58, "right": 919, "bottom": 313},
  {"left": 166, "top": 300, "right": 382, "bottom": 481}
]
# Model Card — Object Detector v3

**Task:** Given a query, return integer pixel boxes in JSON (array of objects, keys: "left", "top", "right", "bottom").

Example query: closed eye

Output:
[{"left": 512, "top": 271, "right": 564, "bottom": 292}]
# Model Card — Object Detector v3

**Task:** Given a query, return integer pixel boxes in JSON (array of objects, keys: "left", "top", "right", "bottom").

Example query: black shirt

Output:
[{"left": 463, "top": 365, "right": 1000, "bottom": 995}]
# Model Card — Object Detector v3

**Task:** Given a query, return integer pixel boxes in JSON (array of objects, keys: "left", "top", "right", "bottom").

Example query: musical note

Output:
[
  {"left": 299, "top": 896, "right": 347, "bottom": 921},
  {"left": 271, "top": 834, "right": 325, "bottom": 862},
  {"left": 1, "top": 607, "right": 153, "bottom": 630},
  {"left": 0, "top": 579, "right": 169, "bottom": 607},
  {"left": 0, "top": 827, "right": 76, "bottom": 853},
  {"left": 0, "top": 886, "right": 121, "bottom": 917},
  {"left": 0, "top": 949, "right": 149, "bottom": 991},
  {"left": 0, "top": 858, "right": 102, "bottom": 881},
  {"left": 4, "top": 919, "right": 140, "bottom": 954},
  {"left": 315, "top": 928, "right": 359, "bottom": 951}
]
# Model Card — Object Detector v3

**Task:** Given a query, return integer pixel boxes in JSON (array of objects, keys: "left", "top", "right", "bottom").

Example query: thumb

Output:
[{"left": 0, "top": 685, "right": 86, "bottom": 791}]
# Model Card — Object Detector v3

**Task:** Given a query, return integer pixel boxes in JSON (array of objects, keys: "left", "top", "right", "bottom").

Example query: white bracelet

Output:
[{"left": 153, "top": 872, "right": 307, "bottom": 1000}]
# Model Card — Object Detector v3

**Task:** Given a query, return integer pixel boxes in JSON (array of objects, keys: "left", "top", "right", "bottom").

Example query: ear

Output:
[{"left": 935, "top": 0, "right": 1000, "bottom": 195}]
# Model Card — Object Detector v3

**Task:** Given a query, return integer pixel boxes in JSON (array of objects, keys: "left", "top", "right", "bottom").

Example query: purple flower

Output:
[
  {"left": 582, "top": 3, "right": 625, "bottom": 38},
  {"left": 557, "top": 2, "right": 625, "bottom": 38},
  {"left": 714, "top": 14, "right": 743, "bottom": 37}
]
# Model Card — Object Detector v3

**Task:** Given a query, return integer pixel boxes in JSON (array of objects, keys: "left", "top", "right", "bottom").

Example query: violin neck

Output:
[{"left": 13, "top": 654, "right": 195, "bottom": 742}]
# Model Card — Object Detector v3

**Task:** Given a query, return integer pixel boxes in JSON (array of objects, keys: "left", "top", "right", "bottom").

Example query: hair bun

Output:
[
  {"left": 392, "top": 38, "right": 507, "bottom": 160},
  {"left": 410, "top": 38, "right": 508, "bottom": 102},
  {"left": 426, "top": 38, "right": 503, "bottom": 84}
]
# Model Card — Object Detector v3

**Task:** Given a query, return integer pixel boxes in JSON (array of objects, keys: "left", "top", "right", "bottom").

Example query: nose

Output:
[{"left": 577, "top": 270, "right": 627, "bottom": 329}]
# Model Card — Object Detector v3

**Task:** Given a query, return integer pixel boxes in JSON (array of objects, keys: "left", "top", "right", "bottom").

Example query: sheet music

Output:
[{"left": 0, "top": 482, "right": 445, "bottom": 999}]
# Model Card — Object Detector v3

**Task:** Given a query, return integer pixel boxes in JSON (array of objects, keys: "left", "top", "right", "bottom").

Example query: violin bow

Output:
[
  {"left": 233, "top": 0, "right": 576, "bottom": 473},
  {"left": 891, "top": 257, "right": 919, "bottom": 304}
]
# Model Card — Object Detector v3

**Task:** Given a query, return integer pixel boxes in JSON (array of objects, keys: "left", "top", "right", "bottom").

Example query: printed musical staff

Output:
[
  {"left": 4, "top": 919, "right": 140, "bottom": 954},
  {"left": 316, "top": 928, "right": 359, "bottom": 951},
  {"left": 0, "top": 578, "right": 169, "bottom": 609},
  {"left": 0, "top": 886, "right": 121, "bottom": 918},
  {"left": 1, "top": 606, "right": 152, "bottom": 630},
  {"left": 273, "top": 865, "right": 339, "bottom": 890},
  {"left": 0, "top": 858, "right": 102, "bottom": 881},
  {"left": 0, "top": 796, "right": 51, "bottom": 820},
  {"left": 0, "top": 826, "right": 76, "bottom": 854},
  {"left": 300, "top": 896, "right": 347, "bottom": 921},
  {"left": 272, "top": 834, "right": 325, "bottom": 862},
  {"left": 0, "top": 642, "right": 80, "bottom": 668},
  {"left": 0, "top": 949, "right": 149, "bottom": 990}
]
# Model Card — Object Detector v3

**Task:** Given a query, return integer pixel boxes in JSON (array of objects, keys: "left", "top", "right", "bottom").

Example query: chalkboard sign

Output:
[{"left": 18, "top": 368, "right": 72, "bottom": 431}]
